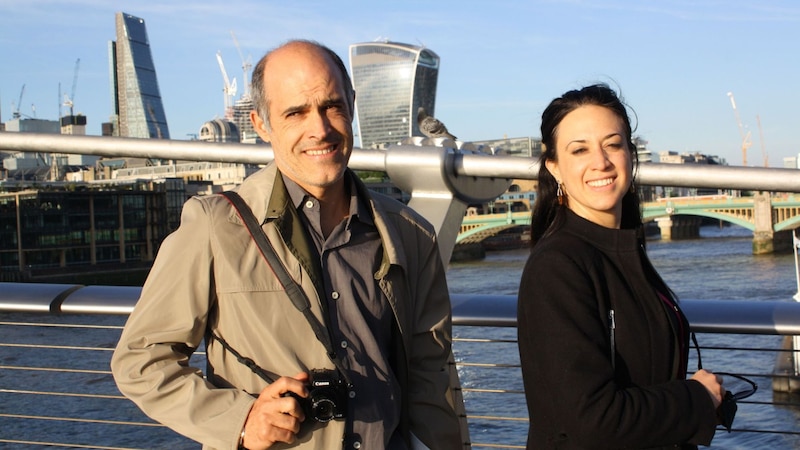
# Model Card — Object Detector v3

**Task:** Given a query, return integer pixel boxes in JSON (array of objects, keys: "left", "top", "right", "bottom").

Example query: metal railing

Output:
[
  {"left": 3, "top": 133, "right": 800, "bottom": 193},
  {"left": 2, "top": 133, "right": 800, "bottom": 447},
  {"left": 1, "top": 286, "right": 800, "bottom": 448}
]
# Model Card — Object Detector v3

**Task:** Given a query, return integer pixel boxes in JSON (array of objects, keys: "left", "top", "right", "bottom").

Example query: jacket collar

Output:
[
  {"left": 232, "top": 163, "right": 407, "bottom": 280},
  {"left": 562, "top": 209, "right": 642, "bottom": 253},
  {"left": 231, "top": 164, "right": 321, "bottom": 289}
]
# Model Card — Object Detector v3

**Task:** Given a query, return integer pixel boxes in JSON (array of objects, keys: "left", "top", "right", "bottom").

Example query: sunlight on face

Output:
[
  {"left": 252, "top": 43, "right": 354, "bottom": 199},
  {"left": 545, "top": 104, "right": 632, "bottom": 228}
]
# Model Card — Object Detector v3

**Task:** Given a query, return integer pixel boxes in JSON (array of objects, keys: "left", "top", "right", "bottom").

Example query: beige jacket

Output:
[{"left": 111, "top": 164, "right": 466, "bottom": 449}]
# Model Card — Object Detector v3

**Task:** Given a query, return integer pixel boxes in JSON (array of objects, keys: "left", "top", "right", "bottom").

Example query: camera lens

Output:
[{"left": 311, "top": 398, "right": 336, "bottom": 422}]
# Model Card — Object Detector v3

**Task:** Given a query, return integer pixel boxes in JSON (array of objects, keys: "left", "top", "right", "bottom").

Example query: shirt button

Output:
[
  {"left": 340, "top": 340, "right": 348, "bottom": 349},
  {"left": 305, "top": 200, "right": 314, "bottom": 209},
  {"left": 331, "top": 291, "right": 340, "bottom": 300},
  {"left": 349, "top": 390, "right": 356, "bottom": 399},
  {"left": 353, "top": 441, "right": 361, "bottom": 449}
]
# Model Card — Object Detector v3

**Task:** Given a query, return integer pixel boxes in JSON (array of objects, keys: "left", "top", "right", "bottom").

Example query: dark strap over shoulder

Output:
[{"left": 220, "top": 190, "right": 352, "bottom": 386}]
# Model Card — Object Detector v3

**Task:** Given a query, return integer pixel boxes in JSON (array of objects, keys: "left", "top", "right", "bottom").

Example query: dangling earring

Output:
[
  {"left": 629, "top": 182, "right": 636, "bottom": 194},
  {"left": 557, "top": 182, "right": 564, "bottom": 205}
]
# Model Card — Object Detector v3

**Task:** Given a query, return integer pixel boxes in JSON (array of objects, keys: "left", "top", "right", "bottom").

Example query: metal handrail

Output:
[
  {"left": 2, "top": 132, "right": 800, "bottom": 193},
  {"left": 2, "top": 282, "right": 800, "bottom": 334}
]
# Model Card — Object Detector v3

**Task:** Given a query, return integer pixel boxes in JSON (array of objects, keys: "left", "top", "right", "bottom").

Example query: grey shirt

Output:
[{"left": 283, "top": 173, "right": 404, "bottom": 450}]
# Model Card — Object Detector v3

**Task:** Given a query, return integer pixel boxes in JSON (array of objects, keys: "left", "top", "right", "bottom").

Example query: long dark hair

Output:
[{"left": 530, "top": 84, "right": 641, "bottom": 246}]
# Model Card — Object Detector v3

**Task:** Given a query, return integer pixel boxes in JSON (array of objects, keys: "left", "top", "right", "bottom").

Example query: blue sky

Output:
[{"left": 1, "top": 0, "right": 798, "bottom": 167}]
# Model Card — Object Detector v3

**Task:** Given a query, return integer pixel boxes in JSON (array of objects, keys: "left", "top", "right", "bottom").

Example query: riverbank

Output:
[{"left": 1, "top": 261, "right": 152, "bottom": 286}]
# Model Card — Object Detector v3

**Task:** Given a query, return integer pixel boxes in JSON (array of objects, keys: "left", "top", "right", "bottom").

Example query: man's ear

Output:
[
  {"left": 250, "top": 110, "right": 271, "bottom": 142},
  {"left": 343, "top": 89, "right": 356, "bottom": 123}
]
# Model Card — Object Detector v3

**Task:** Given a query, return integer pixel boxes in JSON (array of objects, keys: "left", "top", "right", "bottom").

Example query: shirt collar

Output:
[{"left": 281, "top": 171, "right": 374, "bottom": 227}]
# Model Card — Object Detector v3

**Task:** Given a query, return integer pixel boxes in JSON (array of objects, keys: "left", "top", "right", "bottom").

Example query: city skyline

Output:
[{"left": 1, "top": 1, "right": 799, "bottom": 167}]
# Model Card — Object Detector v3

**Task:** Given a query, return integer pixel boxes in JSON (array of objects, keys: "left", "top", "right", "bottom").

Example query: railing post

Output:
[
  {"left": 775, "top": 230, "right": 800, "bottom": 392},
  {"left": 384, "top": 138, "right": 512, "bottom": 264},
  {"left": 794, "top": 230, "right": 800, "bottom": 377}
]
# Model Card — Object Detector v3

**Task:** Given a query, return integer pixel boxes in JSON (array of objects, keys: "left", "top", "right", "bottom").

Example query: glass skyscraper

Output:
[
  {"left": 109, "top": 12, "right": 170, "bottom": 139},
  {"left": 349, "top": 42, "right": 440, "bottom": 149}
]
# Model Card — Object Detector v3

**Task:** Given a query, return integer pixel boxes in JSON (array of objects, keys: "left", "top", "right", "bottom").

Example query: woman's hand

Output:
[{"left": 691, "top": 369, "right": 724, "bottom": 408}]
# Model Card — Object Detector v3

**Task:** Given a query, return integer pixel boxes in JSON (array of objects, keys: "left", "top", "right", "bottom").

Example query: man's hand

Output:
[{"left": 241, "top": 372, "right": 309, "bottom": 449}]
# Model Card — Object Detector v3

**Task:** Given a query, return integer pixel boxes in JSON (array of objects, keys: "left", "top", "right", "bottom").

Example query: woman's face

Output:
[{"left": 545, "top": 104, "right": 632, "bottom": 228}]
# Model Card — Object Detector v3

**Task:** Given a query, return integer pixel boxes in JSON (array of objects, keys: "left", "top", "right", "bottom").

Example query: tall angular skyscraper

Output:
[
  {"left": 109, "top": 12, "right": 170, "bottom": 139},
  {"left": 349, "top": 42, "right": 440, "bottom": 149}
]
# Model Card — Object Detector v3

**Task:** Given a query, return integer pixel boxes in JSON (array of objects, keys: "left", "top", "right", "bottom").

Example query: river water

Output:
[
  {"left": 1, "top": 225, "right": 799, "bottom": 449},
  {"left": 447, "top": 224, "right": 800, "bottom": 449}
]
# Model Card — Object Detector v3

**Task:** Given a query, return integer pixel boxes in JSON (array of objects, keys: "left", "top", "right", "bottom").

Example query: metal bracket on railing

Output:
[{"left": 385, "top": 139, "right": 512, "bottom": 263}]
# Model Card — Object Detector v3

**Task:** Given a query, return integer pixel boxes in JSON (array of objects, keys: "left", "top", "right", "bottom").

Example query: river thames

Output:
[{"left": 448, "top": 224, "right": 800, "bottom": 449}]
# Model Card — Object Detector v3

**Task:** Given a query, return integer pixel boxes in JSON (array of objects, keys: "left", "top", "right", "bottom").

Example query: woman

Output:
[{"left": 517, "top": 84, "right": 723, "bottom": 449}]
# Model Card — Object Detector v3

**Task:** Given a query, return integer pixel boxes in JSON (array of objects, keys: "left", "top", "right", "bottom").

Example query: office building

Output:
[
  {"left": 233, "top": 96, "right": 258, "bottom": 143},
  {"left": 472, "top": 137, "right": 542, "bottom": 159},
  {"left": 109, "top": 12, "right": 170, "bottom": 139},
  {"left": 4, "top": 118, "right": 60, "bottom": 134},
  {"left": 2, "top": 118, "right": 98, "bottom": 181},
  {"left": 0, "top": 180, "right": 179, "bottom": 273},
  {"left": 349, "top": 41, "right": 440, "bottom": 149}
]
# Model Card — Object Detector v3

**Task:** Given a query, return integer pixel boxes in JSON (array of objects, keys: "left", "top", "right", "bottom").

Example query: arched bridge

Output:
[
  {"left": 459, "top": 210, "right": 531, "bottom": 244},
  {"left": 642, "top": 195, "right": 800, "bottom": 232},
  {"left": 457, "top": 194, "right": 800, "bottom": 252}
]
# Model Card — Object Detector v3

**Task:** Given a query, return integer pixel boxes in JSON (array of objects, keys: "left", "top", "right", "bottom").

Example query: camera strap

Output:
[
  {"left": 209, "top": 329, "right": 275, "bottom": 384},
  {"left": 220, "top": 190, "right": 352, "bottom": 387}
]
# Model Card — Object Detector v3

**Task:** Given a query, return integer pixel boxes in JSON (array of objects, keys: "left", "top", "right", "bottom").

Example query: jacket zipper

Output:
[{"left": 608, "top": 309, "right": 616, "bottom": 370}]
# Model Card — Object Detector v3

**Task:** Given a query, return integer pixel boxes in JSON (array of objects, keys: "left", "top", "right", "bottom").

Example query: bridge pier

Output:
[
  {"left": 752, "top": 192, "right": 796, "bottom": 254},
  {"left": 773, "top": 335, "right": 800, "bottom": 393},
  {"left": 753, "top": 192, "right": 775, "bottom": 254},
  {"left": 655, "top": 216, "right": 701, "bottom": 240},
  {"left": 754, "top": 230, "right": 794, "bottom": 255}
]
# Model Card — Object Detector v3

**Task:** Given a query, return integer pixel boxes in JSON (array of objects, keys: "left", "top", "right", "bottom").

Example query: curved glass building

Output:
[{"left": 349, "top": 42, "right": 440, "bottom": 149}]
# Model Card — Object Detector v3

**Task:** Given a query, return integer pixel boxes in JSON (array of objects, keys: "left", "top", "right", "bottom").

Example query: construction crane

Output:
[
  {"left": 11, "top": 84, "right": 25, "bottom": 119},
  {"left": 756, "top": 114, "right": 768, "bottom": 167},
  {"left": 63, "top": 58, "right": 80, "bottom": 117},
  {"left": 727, "top": 92, "right": 752, "bottom": 166},
  {"left": 215, "top": 51, "right": 237, "bottom": 120},
  {"left": 230, "top": 31, "right": 252, "bottom": 99}
]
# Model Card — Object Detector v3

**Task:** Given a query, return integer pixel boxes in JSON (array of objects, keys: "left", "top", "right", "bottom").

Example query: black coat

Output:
[{"left": 517, "top": 210, "right": 717, "bottom": 449}]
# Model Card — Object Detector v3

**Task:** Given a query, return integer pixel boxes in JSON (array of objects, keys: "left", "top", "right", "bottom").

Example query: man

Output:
[{"left": 111, "top": 40, "right": 465, "bottom": 450}]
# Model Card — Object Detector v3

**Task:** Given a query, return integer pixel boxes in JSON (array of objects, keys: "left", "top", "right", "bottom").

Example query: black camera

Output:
[{"left": 288, "top": 369, "right": 348, "bottom": 423}]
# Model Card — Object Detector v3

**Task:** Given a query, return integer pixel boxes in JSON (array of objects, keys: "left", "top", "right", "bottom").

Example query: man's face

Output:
[{"left": 252, "top": 44, "right": 354, "bottom": 199}]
